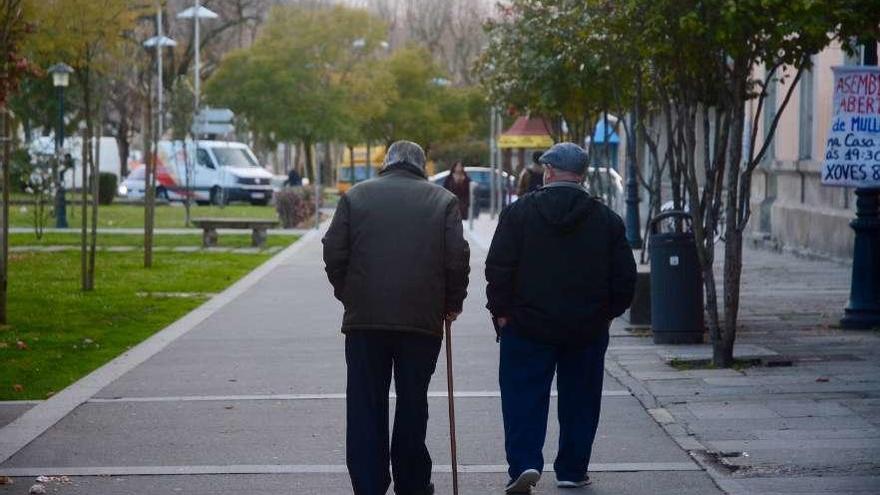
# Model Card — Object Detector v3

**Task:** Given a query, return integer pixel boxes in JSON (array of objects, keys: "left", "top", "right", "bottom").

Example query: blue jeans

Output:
[
  {"left": 345, "top": 331, "right": 441, "bottom": 495},
  {"left": 499, "top": 328, "right": 609, "bottom": 482}
]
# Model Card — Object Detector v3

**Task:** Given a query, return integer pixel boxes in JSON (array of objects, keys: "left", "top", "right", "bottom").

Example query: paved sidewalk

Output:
[
  {"left": 0, "top": 220, "right": 719, "bottom": 494},
  {"left": 468, "top": 214, "right": 880, "bottom": 494}
]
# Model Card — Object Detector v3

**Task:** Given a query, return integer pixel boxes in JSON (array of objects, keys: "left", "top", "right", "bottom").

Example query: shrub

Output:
[
  {"left": 98, "top": 173, "right": 117, "bottom": 205},
  {"left": 275, "top": 187, "right": 315, "bottom": 229}
]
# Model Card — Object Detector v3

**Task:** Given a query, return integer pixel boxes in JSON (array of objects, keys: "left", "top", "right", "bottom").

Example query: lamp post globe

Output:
[{"left": 48, "top": 62, "right": 73, "bottom": 229}]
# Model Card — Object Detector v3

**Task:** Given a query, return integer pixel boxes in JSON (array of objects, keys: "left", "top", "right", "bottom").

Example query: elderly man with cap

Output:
[
  {"left": 486, "top": 142, "right": 636, "bottom": 493},
  {"left": 323, "top": 140, "right": 470, "bottom": 495}
]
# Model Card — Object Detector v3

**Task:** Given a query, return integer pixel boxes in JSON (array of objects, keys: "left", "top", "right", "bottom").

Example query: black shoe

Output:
[
  {"left": 557, "top": 476, "right": 592, "bottom": 488},
  {"left": 505, "top": 468, "right": 541, "bottom": 493},
  {"left": 398, "top": 482, "right": 434, "bottom": 495}
]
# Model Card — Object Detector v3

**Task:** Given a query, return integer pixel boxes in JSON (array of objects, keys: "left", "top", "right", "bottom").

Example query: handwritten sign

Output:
[{"left": 821, "top": 66, "right": 880, "bottom": 188}]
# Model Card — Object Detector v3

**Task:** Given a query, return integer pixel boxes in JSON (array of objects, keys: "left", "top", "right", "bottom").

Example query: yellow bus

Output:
[
  {"left": 336, "top": 145, "right": 436, "bottom": 193},
  {"left": 336, "top": 146, "right": 385, "bottom": 194}
]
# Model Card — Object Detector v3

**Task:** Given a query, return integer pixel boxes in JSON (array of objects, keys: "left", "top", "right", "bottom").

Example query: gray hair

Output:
[{"left": 383, "top": 140, "right": 426, "bottom": 170}]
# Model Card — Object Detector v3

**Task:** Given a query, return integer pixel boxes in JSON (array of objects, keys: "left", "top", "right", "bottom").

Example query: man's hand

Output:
[
  {"left": 496, "top": 316, "right": 509, "bottom": 328},
  {"left": 445, "top": 311, "right": 461, "bottom": 322}
]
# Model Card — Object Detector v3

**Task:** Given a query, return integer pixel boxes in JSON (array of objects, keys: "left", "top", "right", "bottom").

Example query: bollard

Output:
[{"left": 468, "top": 180, "right": 477, "bottom": 231}]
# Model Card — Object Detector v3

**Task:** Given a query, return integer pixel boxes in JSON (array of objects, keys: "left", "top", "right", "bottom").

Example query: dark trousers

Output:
[
  {"left": 345, "top": 331, "right": 442, "bottom": 495},
  {"left": 499, "top": 329, "right": 609, "bottom": 482}
]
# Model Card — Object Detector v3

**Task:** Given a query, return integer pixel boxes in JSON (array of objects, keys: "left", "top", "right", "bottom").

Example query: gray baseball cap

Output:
[{"left": 539, "top": 142, "right": 588, "bottom": 174}]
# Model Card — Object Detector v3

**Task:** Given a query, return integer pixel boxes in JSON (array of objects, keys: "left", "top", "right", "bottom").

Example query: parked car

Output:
[
  {"left": 118, "top": 140, "right": 274, "bottom": 206},
  {"left": 117, "top": 165, "right": 175, "bottom": 201},
  {"left": 583, "top": 166, "right": 624, "bottom": 214},
  {"left": 429, "top": 166, "right": 516, "bottom": 211}
]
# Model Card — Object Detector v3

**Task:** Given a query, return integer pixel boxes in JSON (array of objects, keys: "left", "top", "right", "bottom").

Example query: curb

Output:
[{"left": 604, "top": 351, "right": 733, "bottom": 494}]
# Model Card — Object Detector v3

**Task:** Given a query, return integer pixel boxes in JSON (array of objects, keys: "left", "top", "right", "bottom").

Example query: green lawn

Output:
[
  {"left": 0, "top": 247, "right": 291, "bottom": 400},
  {"left": 11, "top": 203, "right": 280, "bottom": 229},
  {"left": 10, "top": 232, "right": 296, "bottom": 249}
]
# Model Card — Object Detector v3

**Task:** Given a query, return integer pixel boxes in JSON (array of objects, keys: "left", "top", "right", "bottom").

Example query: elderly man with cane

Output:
[
  {"left": 486, "top": 143, "right": 637, "bottom": 493},
  {"left": 323, "top": 140, "right": 470, "bottom": 495}
]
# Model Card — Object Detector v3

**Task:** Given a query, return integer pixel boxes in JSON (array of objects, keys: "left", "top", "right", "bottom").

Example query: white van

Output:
[
  {"left": 28, "top": 136, "right": 121, "bottom": 190},
  {"left": 119, "top": 140, "right": 274, "bottom": 206}
]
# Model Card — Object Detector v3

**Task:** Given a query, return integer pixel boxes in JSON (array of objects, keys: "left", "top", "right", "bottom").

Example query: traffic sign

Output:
[
  {"left": 192, "top": 107, "right": 234, "bottom": 135},
  {"left": 197, "top": 108, "right": 234, "bottom": 123},
  {"left": 192, "top": 122, "right": 235, "bottom": 135}
]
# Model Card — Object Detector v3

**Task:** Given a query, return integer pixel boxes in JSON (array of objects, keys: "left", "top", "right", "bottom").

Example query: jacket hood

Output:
[
  {"left": 380, "top": 161, "right": 427, "bottom": 179},
  {"left": 532, "top": 184, "right": 598, "bottom": 233}
]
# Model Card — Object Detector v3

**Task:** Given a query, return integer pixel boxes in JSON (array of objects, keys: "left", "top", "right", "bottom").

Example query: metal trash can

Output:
[{"left": 648, "top": 211, "right": 705, "bottom": 344}]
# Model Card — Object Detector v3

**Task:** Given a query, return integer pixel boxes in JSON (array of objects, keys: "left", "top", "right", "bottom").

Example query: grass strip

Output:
[
  {"left": 10, "top": 233, "right": 296, "bottom": 249},
  {"left": 0, "top": 248, "right": 287, "bottom": 400},
  {"left": 12, "top": 204, "right": 280, "bottom": 229}
]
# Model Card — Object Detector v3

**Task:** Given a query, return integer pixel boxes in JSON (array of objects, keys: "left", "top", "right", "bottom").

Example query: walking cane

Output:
[{"left": 444, "top": 318, "right": 460, "bottom": 495}]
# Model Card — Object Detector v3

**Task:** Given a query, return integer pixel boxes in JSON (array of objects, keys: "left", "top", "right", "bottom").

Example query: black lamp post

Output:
[
  {"left": 841, "top": 41, "right": 880, "bottom": 329},
  {"left": 624, "top": 111, "right": 643, "bottom": 248},
  {"left": 49, "top": 62, "right": 73, "bottom": 229}
]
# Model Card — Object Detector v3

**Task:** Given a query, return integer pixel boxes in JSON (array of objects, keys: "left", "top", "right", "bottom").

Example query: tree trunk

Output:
[
  {"left": 143, "top": 86, "right": 154, "bottom": 269},
  {"left": 116, "top": 111, "right": 130, "bottom": 177},
  {"left": 88, "top": 115, "right": 101, "bottom": 291},
  {"left": 349, "top": 145, "right": 355, "bottom": 186},
  {"left": 304, "top": 138, "right": 314, "bottom": 183},
  {"left": 366, "top": 141, "right": 372, "bottom": 179},
  {"left": 81, "top": 72, "right": 91, "bottom": 291},
  {"left": 0, "top": 109, "right": 10, "bottom": 324},
  {"left": 717, "top": 84, "right": 747, "bottom": 368}
]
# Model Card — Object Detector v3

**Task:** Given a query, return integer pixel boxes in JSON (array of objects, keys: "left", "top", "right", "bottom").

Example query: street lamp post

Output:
[
  {"left": 144, "top": 7, "right": 177, "bottom": 140},
  {"left": 49, "top": 63, "right": 73, "bottom": 229},
  {"left": 178, "top": 2, "right": 218, "bottom": 214},
  {"left": 841, "top": 41, "right": 880, "bottom": 329},
  {"left": 624, "top": 110, "right": 643, "bottom": 248}
]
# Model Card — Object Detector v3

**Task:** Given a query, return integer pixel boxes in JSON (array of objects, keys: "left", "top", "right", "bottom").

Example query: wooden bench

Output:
[{"left": 191, "top": 218, "right": 280, "bottom": 248}]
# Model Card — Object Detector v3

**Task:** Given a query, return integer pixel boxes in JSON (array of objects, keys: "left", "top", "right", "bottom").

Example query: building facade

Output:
[{"left": 748, "top": 42, "right": 873, "bottom": 260}]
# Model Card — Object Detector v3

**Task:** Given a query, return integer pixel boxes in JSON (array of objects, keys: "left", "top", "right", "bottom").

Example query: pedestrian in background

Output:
[
  {"left": 486, "top": 142, "right": 636, "bottom": 493},
  {"left": 443, "top": 161, "right": 472, "bottom": 220},
  {"left": 516, "top": 150, "right": 545, "bottom": 197},
  {"left": 323, "top": 140, "right": 470, "bottom": 495},
  {"left": 286, "top": 167, "right": 302, "bottom": 187}
]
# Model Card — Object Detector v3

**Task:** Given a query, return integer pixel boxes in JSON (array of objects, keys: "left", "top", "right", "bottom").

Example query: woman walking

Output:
[{"left": 443, "top": 161, "right": 472, "bottom": 220}]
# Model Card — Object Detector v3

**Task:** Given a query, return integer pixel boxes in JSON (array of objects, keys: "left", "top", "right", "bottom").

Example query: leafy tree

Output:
[
  {"left": 482, "top": 0, "right": 880, "bottom": 367},
  {"left": 479, "top": 0, "right": 612, "bottom": 144},
  {"left": 25, "top": 0, "right": 141, "bottom": 289},
  {"left": 207, "top": 4, "right": 387, "bottom": 180},
  {"left": 602, "top": 0, "right": 879, "bottom": 366},
  {"left": 1, "top": 0, "right": 39, "bottom": 324},
  {"left": 370, "top": 45, "right": 470, "bottom": 155}
]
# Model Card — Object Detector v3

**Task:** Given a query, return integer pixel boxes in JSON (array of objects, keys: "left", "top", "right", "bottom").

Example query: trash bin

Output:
[{"left": 648, "top": 211, "right": 705, "bottom": 344}]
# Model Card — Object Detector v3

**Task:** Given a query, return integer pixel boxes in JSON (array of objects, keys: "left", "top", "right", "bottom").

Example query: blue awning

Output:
[{"left": 592, "top": 120, "right": 620, "bottom": 144}]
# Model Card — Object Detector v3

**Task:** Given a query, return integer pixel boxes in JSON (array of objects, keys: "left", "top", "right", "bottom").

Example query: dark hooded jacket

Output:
[
  {"left": 323, "top": 162, "right": 470, "bottom": 338},
  {"left": 485, "top": 182, "right": 636, "bottom": 345}
]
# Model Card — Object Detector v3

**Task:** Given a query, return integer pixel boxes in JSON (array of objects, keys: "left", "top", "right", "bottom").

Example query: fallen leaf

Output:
[
  {"left": 16, "top": 340, "right": 27, "bottom": 350},
  {"left": 12, "top": 384, "right": 23, "bottom": 392},
  {"left": 0, "top": 476, "right": 12, "bottom": 485},
  {"left": 0, "top": 342, "right": 8, "bottom": 349}
]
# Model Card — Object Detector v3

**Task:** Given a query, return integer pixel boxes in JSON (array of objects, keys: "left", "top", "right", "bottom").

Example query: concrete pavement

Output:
[{"left": 0, "top": 219, "right": 719, "bottom": 494}]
